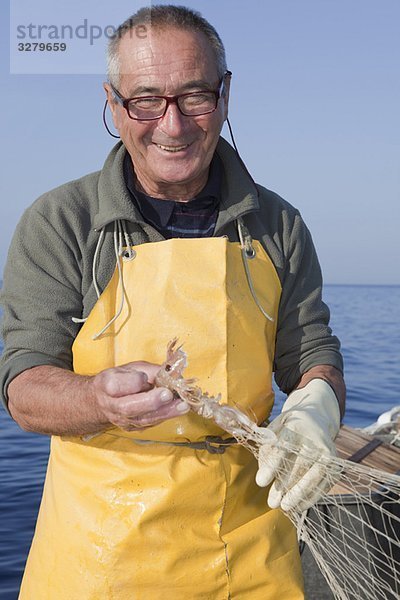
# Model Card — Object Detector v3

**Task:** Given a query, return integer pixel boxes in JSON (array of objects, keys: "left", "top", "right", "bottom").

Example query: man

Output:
[{"left": 0, "top": 5, "right": 345, "bottom": 599}]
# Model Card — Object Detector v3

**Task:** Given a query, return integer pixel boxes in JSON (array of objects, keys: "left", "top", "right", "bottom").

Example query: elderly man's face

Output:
[{"left": 105, "top": 27, "right": 229, "bottom": 200}]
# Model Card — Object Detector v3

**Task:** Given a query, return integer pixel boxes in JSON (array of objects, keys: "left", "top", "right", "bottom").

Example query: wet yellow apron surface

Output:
[{"left": 19, "top": 237, "right": 304, "bottom": 599}]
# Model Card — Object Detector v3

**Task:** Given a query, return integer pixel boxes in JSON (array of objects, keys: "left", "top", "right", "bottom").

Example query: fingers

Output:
[
  {"left": 114, "top": 385, "right": 189, "bottom": 429},
  {"left": 278, "top": 453, "right": 314, "bottom": 496},
  {"left": 92, "top": 361, "right": 189, "bottom": 431},
  {"left": 280, "top": 459, "right": 340, "bottom": 512},
  {"left": 256, "top": 445, "right": 285, "bottom": 487},
  {"left": 262, "top": 448, "right": 308, "bottom": 509},
  {"left": 95, "top": 362, "right": 159, "bottom": 397},
  {"left": 267, "top": 481, "right": 284, "bottom": 509},
  {"left": 127, "top": 361, "right": 163, "bottom": 385},
  {"left": 265, "top": 454, "right": 333, "bottom": 512},
  {"left": 257, "top": 435, "right": 336, "bottom": 511},
  {"left": 122, "top": 397, "right": 189, "bottom": 430},
  {"left": 99, "top": 386, "right": 189, "bottom": 431},
  {"left": 114, "top": 385, "right": 176, "bottom": 416},
  {"left": 289, "top": 475, "right": 333, "bottom": 513},
  {"left": 280, "top": 464, "right": 329, "bottom": 512}
]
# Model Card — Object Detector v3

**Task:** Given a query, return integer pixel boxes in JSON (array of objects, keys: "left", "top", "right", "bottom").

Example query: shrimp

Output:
[
  {"left": 83, "top": 339, "right": 276, "bottom": 448},
  {"left": 155, "top": 338, "right": 276, "bottom": 454}
]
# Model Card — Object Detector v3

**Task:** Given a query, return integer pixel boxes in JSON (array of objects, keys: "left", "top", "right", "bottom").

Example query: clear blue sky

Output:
[{"left": 1, "top": 0, "right": 399, "bottom": 284}]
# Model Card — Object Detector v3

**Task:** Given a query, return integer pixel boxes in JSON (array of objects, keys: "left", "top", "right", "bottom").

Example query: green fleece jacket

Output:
[{"left": 0, "top": 137, "right": 342, "bottom": 407}]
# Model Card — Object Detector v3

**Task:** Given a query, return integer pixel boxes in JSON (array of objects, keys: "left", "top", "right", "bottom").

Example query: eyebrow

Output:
[{"left": 125, "top": 79, "right": 216, "bottom": 98}]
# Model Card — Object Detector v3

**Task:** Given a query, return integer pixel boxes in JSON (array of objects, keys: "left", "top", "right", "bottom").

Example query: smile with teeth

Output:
[{"left": 156, "top": 143, "right": 190, "bottom": 152}]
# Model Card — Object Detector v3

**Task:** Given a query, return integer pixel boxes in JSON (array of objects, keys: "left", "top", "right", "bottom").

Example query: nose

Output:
[{"left": 157, "top": 101, "right": 189, "bottom": 138}]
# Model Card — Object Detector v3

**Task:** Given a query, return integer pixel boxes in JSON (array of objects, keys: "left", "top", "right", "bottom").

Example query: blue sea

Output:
[{"left": 0, "top": 284, "right": 399, "bottom": 599}]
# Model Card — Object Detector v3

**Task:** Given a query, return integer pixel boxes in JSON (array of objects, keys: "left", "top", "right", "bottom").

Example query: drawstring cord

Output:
[
  {"left": 91, "top": 220, "right": 135, "bottom": 340},
  {"left": 71, "top": 226, "right": 106, "bottom": 325},
  {"left": 237, "top": 218, "right": 274, "bottom": 322},
  {"left": 71, "top": 220, "right": 135, "bottom": 338},
  {"left": 93, "top": 226, "right": 105, "bottom": 299}
]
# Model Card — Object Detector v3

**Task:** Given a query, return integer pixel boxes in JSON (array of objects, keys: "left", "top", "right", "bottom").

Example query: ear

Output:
[
  {"left": 222, "top": 72, "right": 231, "bottom": 121},
  {"left": 103, "top": 82, "right": 120, "bottom": 128}
]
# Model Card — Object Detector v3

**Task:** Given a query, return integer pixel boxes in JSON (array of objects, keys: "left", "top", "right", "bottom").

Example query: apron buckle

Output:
[{"left": 204, "top": 436, "right": 237, "bottom": 454}]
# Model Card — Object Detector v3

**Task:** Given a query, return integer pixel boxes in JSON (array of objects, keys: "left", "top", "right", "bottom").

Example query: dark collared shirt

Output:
[{"left": 124, "top": 153, "right": 222, "bottom": 238}]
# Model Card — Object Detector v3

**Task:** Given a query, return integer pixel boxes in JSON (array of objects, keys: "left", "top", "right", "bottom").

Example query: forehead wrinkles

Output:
[
  {"left": 118, "top": 27, "right": 216, "bottom": 81},
  {"left": 134, "top": 47, "right": 200, "bottom": 72}
]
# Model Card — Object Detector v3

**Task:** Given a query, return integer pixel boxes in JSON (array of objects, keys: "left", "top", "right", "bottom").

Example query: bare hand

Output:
[{"left": 92, "top": 361, "right": 189, "bottom": 431}]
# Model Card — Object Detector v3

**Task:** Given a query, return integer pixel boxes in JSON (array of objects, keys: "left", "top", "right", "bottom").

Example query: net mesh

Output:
[{"left": 290, "top": 456, "right": 400, "bottom": 599}]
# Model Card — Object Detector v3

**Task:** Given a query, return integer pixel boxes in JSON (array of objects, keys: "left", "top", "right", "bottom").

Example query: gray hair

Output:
[{"left": 107, "top": 5, "right": 228, "bottom": 88}]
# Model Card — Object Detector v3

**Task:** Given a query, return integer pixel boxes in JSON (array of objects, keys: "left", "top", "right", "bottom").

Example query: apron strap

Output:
[{"left": 104, "top": 432, "right": 238, "bottom": 454}]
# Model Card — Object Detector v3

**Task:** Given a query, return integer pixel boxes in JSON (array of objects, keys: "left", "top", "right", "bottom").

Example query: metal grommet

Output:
[
  {"left": 245, "top": 247, "right": 256, "bottom": 259},
  {"left": 122, "top": 249, "right": 136, "bottom": 261}
]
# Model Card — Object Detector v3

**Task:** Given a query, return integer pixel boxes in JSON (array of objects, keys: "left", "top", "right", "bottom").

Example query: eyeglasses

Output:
[{"left": 110, "top": 71, "right": 231, "bottom": 121}]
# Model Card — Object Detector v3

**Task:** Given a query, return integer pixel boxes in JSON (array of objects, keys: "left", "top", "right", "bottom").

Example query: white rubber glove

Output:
[{"left": 256, "top": 379, "right": 341, "bottom": 513}]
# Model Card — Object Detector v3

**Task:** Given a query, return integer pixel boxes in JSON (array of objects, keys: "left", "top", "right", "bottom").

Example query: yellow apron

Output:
[{"left": 19, "top": 237, "right": 304, "bottom": 599}]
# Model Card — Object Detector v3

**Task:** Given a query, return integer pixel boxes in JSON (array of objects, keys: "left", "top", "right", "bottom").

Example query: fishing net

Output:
[
  {"left": 155, "top": 340, "right": 400, "bottom": 600},
  {"left": 289, "top": 453, "right": 400, "bottom": 599}
]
